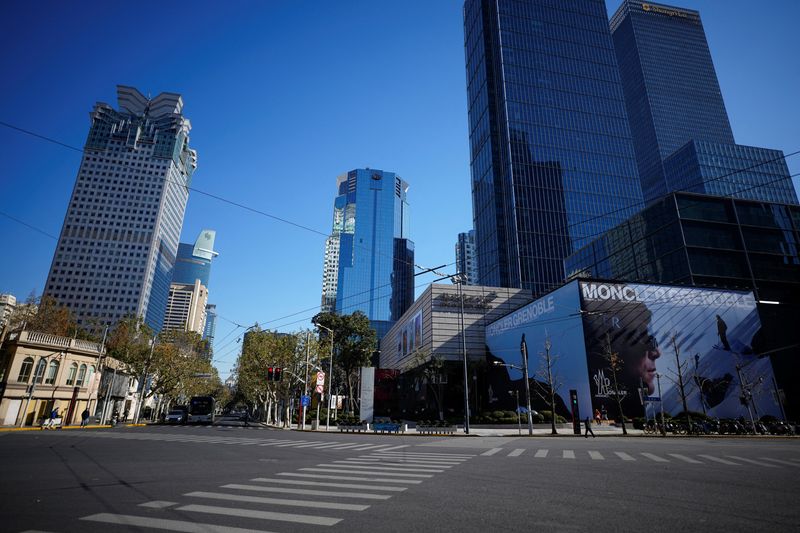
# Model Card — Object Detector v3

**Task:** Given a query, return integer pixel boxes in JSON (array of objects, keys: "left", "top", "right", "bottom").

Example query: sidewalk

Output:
[{"left": 281, "top": 422, "right": 641, "bottom": 437}]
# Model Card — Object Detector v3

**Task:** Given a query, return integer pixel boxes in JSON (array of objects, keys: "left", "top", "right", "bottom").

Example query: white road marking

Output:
[
  {"left": 278, "top": 472, "right": 422, "bottom": 484},
  {"left": 299, "top": 468, "right": 433, "bottom": 478},
  {"left": 375, "top": 445, "right": 409, "bottom": 452},
  {"left": 184, "top": 491, "right": 369, "bottom": 511},
  {"left": 614, "top": 452, "right": 635, "bottom": 461},
  {"left": 176, "top": 504, "right": 342, "bottom": 526},
  {"left": 759, "top": 457, "right": 800, "bottom": 467},
  {"left": 356, "top": 457, "right": 463, "bottom": 464},
  {"left": 316, "top": 463, "right": 444, "bottom": 473},
  {"left": 697, "top": 455, "right": 739, "bottom": 465},
  {"left": 726, "top": 456, "right": 778, "bottom": 468},
  {"left": 508, "top": 449, "right": 525, "bottom": 457},
  {"left": 534, "top": 449, "right": 548, "bottom": 458},
  {"left": 81, "top": 513, "right": 272, "bottom": 532},
  {"left": 250, "top": 478, "right": 407, "bottom": 492},
  {"left": 562, "top": 450, "right": 575, "bottom": 459},
  {"left": 588, "top": 451, "right": 604, "bottom": 460},
  {"left": 222, "top": 483, "right": 392, "bottom": 500},
  {"left": 274, "top": 441, "right": 316, "bottom": 447},
  {"left": 668, "top": 454, "right": 703, "bottom": 464},
  {"left": 641, "top": 453, "right": 669, "bottom": 463},
  {"left": 139, "top": 500, "right": 178, "bottom": 508},
  {"left": 335, "top": 460, "right": 453, "bottom": 469},
  {"left": 481, "top": 448, "right": 503, "bottom": 456}
]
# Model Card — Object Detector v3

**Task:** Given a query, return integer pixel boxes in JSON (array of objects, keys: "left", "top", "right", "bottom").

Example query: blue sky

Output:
[{"left": 1, "top": 1, "right": 798, "bottom": 379}]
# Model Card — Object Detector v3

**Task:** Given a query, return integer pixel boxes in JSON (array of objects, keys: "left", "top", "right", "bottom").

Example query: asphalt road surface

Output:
[{"left": 1, "top": 425, "right": 798, "bottom": 532}]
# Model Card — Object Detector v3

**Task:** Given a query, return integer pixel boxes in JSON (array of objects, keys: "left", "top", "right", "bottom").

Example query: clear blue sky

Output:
[{"left": 1, "top": 1, "right": 798, "bottom": 380}]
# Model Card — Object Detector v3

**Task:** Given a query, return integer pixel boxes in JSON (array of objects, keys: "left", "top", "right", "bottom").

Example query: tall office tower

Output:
[
  {"left": 172, "top": 230, "right": 218, "bottom": 287},
  {"left": 163, "top": 279, "right": 208, "bottom": 334},
  {"left": 611, "top": 1, "right": 798, "bottom": 205},
  {"left": 43, "top": 86, "right": 197, "bottom": 332},
  {"left": 464, "top": 0, "right": 644, "bottom": 296},
  {"left": 455, "top": 230, "right": 478, "bottom": 285},
  {"left": 319, "top": 169, "right": 415, "bottom": 339}
]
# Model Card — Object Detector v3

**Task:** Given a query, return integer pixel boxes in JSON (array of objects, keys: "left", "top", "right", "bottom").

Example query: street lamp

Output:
[
  {"left": 315, "top": 322, "right": 334, "bottom": 432},
  {"left": 493, "top": 359, "right": 533, "bottom": 436},
  {"left": 452, "top": 273, "right": 470, "bottom": 434}
]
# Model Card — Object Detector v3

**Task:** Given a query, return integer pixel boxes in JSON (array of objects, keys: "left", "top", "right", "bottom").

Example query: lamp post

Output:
[
  {"left": 493, "top": 360, "right": 533, "bottom": 436},
  {"left": 315, "top": 323, "right": 334, "bottom": 432},
  {"left": 655, "top": 372, "right": 666, "bottom": 436},
  {"left": 453, "top": 273, "right": 470, "bottom": 434}
]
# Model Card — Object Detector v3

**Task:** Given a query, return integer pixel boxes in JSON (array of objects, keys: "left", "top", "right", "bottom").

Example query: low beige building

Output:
[{"left": 0, "top": 331, "right": 105, "bottom": 426}]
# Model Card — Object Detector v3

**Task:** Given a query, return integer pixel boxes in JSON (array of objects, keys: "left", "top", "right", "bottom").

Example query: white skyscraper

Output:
[
  {"left": 43, "top": 86, "right": 197, "bottom": 333},
  {"left": 163, "top": 279, "right": 208, "bottom": 334},
  {"left": 455, "top": 230, "right": 478, "bottom": 286}
]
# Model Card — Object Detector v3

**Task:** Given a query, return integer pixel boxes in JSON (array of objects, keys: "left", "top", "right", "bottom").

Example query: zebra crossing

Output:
[
  {"left": 40, "top": 429, "right": 411, "bottom": 452},
  {"left": 68, "top": 448, "right": 475, "bottom": 532},
  {"left": 477, "top": 447, "right": 800, "bottom": 467}
]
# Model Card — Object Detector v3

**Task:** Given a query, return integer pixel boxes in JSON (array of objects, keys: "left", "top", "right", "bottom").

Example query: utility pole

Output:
[
  {"left": 671, "top": 335, "right": 692, "bottom": 434},
  {"left": 543, "top": 336, "right": 558, "bottom": 436},
  {"left": 302, "top": 331, "right": 310, "bottom": 430},
  {"left": 735, "top": 363, "right": 757, "bottom": 434},
  {"left": 456, "top": 276, "right": 470, "bottom": 434},
  {"left": 134, "top": 339, "right": 156, "bottom": 424},
  {"left": 520, "top": 335, "right": 534, "bottom": 436}
]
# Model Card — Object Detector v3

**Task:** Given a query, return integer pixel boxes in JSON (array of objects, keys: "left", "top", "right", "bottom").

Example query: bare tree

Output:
[
  {"left": 602, "top": 333, "right": 628, "bottom": 435},
  {"left": 533, "top": 335, "right": 560, "bottom": 435},
  {"left": 406, "top": 350, "right": 446, "bottom": 421}
]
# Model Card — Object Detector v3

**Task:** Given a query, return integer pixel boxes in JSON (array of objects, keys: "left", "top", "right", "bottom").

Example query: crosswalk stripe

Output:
[
  {"left": 481, "top": 448, "right": 503, "bottom": 456},
  {"left": 697, "top": 454, "right": 739, "bottom": 465},
  {"left": 139, "top": 501, "right": 178, "bottom": 508},
  {"left": 614, "top": 452, "right": 635, "bottom": 461},
  {"left": 251, "top": 478, "right": 408, "bottom": 492},
  {"left": 365, "top": 455, "right": 466, "bottom": 463},
  {"left": 759, "top": 457, "right": 800, "bottom": 467},
  {"left": 358, "top": 444, "right": 396, "bottom": 451},
  {"left": 275, "top": 441, "right": 316, "bottom": 447},
  {"left": 321, "top": 463, "right": 444, "bottom": 473},
  {"left": 375, "top": 445, "right": 409, "bottom": 452},
  {"left": 534, "top": 449, "right": 548, "bottom": 458},
  {"left": 176, "top": 504, "right": 342, "bottom": 526},
  {"left": 80, "top": 512, "right": 271, "bottom": 532},
  {"left": 338, "top": 460, "right": 453, "bottom": 469},
  {"left": 278, "top": 472, "right": 422, "bottom": 484},
  {"left": 185, "top": 491, "right": 369, "bottom": 511},
  {"left": 383, "top": 450, "right": 471, "bottom": 457},
  {"left": 726, "top": 456, "right": 778, "bottom": 468},
  {"left": 668, "top": 454, "right": 702, "bottom": 464},
  {"left": 299, "top": 468, "right": 433, "bottom": 478},
  {"left": 356, "top": 457, "right": 463, "bottom": 464},
  {"left": 292, "top": 442, "right": 334, "bottom": 448},
  {"left": 641, "top": 453, "right": 669, "bottom": 463},
  {"left": 562, "top": 450, "right": 575, "bottom": 459},
  {"left": 222, "top": 483, "right": 392, "bottom": 500},
  {"left": 323, "top": 443, "right": 365, "bottom": 450},
  {"left": 346, "top": 444, "right": 381, "bottom": 451},
  {"left": 508, "top": 449, "right": 525, "bottom": 457},
  {"left": 588, "top": 451, "right": 604, "bottom": 460}
]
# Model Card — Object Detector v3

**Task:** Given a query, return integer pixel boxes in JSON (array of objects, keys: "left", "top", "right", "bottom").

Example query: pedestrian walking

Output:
[
  {"left": 80, "top": 408, "right": 90, "bottom": 428},
  {"left": 584, "top": 417, "right": 595, "bottom": 438},
  {"left": 48, "top": 407, "right": 59, "bottom": 430},
  {"left": 601, "top": 405, "right": 608, "bottom": 425},
  {"left": 594, "top": 408, "right": 601, "bottom": 425}
]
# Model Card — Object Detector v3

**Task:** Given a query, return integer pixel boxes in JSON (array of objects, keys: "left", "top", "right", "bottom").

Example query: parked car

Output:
[{"left": 165, "top": 409, "right": 187, "bottom": 424}]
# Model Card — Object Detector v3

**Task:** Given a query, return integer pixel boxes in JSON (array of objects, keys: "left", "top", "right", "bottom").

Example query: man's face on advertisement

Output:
[{"left": 638, "top": 335, "right": 661, "bottom": 394}]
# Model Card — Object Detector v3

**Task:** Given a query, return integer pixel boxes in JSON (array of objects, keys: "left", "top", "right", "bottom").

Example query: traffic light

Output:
[
  {"left": 267, "top": 367, "right": 274, "bottom": 382},
  {"left": 274, "top": 367, "right": 283, "bottom": 382}
]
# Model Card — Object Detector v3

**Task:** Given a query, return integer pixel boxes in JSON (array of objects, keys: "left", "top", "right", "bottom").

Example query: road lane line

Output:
[
  {"left": 375, "top": 445, "right": 409, "bottom": 452},
  {"left": 358, "top": 444, "right": 396, "bottom": 450},
  {"left": 508, "top": 449, "right": 525, "bottom": 457},
  {"left": 726, "top": 456, "right": 778, "bottom": 468},
  {"left": 139, "top": 501, "right": 178, "bottom": 508},
  {"left": 668, "top": 454, "right": 702, "bottom": 464},
  {"left": 614, "top": 452, "right": 635, "bottom": 461},
  {"left": 759, "top": 457, "right": 800, "bottom": 467},
  {"left": 81, "top": 513, "right": 272, "bottom": 532},
  {"left": 697, "top": 455, "right": 739, "bottom": 465},
  {"left": 317, "top": 463, "right": 444, "bottom": 473},
  {"left": 184, "top": 491, "right": 369, "bottom": 511},
  {"left": 299, "top": 468, "right": 433, "bottom": 478},
  {"left": 250, "top": 478, "right": 407, "bottom": 491},
  {"left": 588, "top": 451, "right": 604, "bottom": 460},
  {"left": 641, "top": 453, "right": 669, "bottom": 463},
  {"left": 481, "top": 448, "right": 503, "bottom": 456},
  {"left": 356, "top": 457, "right": 463, "bottom": 464},
  {"left": 176, "top": 504, "right": 342, "bottom": 526},
  {"left": 379, "top": 451, "right": 471, "bottom": 457},
  {"left": 274, "top": 441, "right": 315, "bottom": 447},
  {"left": 278, "top": 472, "right": 422, "bottom": 484},
  {"left": 534, "top": 449, "right": 548, "bottom": 458},
  {"left": 562, "top": 450, "right": 575, "bottom": 459},
  {"left": 222, "top": 484, "right": 392, "bottom": 500},
  {"left": 336, "top": 460, "right": 453, "bottom": 468}
]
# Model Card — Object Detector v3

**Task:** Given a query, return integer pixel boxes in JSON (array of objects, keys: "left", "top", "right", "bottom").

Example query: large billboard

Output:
[
  {"left": 486, "top": 281, "right": 591, "bottom": 419},
  {"left": 579, "top": 281, "right": 781, "bottom": 419}
]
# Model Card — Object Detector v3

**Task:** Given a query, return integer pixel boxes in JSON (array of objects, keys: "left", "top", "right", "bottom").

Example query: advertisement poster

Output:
[
  {"left": 485, "top": 280, "right": 591, "bottom": 419},
  {"left": 579, "top": 281, "right": 780, "bottom": 419},
  {"left": 397, "top": 310, "right": 423, "bottom": 358}
]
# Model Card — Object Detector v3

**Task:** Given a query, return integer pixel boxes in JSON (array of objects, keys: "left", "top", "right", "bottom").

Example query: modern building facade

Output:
[
  {"left": 464, "top": 0, "right": 644, "bottom": 297},
  {"left": 162, "top": 280, "right": 208, "bottom": 334},
  {"left": 320, "top": 169, "right": 415, "bottom": 338},
  {"left": 203, "top": 304, "right": 217, "bottom": 342},
  {"left": 0, "top": 294, "right": 16, "bottom": 330},
  {"left": 662, "top": 141, "right": 798, "bottom": 204},
  {"left": 455, "top": 230, "right": 479, "bottom": 285},
  {"left": 172, "top": 230, "right": 218, "bottom": 287},
  {"left": 565, "top": 192, "right": 800, "bottom": 417},
  {"left": 43, "top": 86, "right": 197, "bottom": 333},
  {"left": 610, "top": 0, "right": 734, "bottom": 203}
]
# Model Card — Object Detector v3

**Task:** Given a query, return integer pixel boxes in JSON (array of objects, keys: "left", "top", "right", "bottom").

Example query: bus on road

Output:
[{"left": 188, "top": 396, "right": 215, "bottom": 424}]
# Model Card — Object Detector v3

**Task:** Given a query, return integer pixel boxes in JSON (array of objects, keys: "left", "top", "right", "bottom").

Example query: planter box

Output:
[{"left": 338, "top": 423, "right": 369, "bottom": 433}]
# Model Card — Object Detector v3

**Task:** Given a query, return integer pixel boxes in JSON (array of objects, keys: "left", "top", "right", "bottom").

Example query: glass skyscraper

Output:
[
  {"left": 172, "top": 230, "right": 218, "bottom": 287},
  {"left": 320, "top": 168, "right": 415, "bottom": 339},
  {"left": 44, "top": 86, "right": 197, "bottom": 333},
  {"left": 464, "top": 0, "right": 644, "bottom": 296},
  {"left": 455, "top": 230, "right": 479, "bottom": 286}
]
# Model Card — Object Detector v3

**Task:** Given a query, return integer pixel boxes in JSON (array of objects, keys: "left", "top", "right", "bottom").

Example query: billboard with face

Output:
[
  {"left": 396, "top": 310, "right": 423, "bottom": 358},
  {"left": 485, "top": 281, "right": 591, "bottom": 419},
  {"left": 579, "top": 281, "right": 780, "bottom": 419}
]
